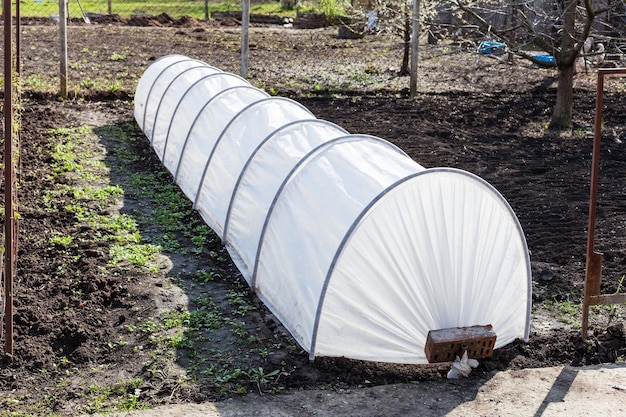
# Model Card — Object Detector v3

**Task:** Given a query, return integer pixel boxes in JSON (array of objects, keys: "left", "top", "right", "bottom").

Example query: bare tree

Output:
[
  {"left": 365, "top": 0, "right": 410, "bottom": 75},
  {"left": 364, "top": 0, "right": 437, "bottom": 75},
  {"left": 455, "top": 0, "right": 624, "bottom": 130}
]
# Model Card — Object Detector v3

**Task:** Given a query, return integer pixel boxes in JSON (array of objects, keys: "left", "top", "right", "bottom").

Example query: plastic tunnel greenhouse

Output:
[{"left": 134, "top": 54, "right": 532, "bottom": 365}]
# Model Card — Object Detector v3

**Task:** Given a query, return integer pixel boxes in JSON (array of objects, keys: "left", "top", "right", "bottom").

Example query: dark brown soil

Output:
[{"left": 1, "top": 20, "right": 626, "bottom": 415}]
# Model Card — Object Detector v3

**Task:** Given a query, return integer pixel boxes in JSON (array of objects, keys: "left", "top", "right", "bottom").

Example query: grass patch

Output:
[
  {"left": 80, "top": 378, "right": 148, "bottom": 414},
  {"left": 48, "top": 125, "right": 164, "bottom": 271},
  {"left": 21, "top": 0, "right": 304, "bottom": 19}
]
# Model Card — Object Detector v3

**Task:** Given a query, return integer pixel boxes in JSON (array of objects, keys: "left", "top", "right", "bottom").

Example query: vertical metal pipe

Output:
[
  {"left": 581, "top": 71, "right": 605, "bottom": 339},
  {"left": 59, "top": 0, "right": 68, "bottom": 98},
  {"left": 16, "top": 0, "right": 21, "bottom": 75},
  {"left": 409, "top": 0, "right": 420, "bottom": 96},
  {"left": 241, "top": 0, "right": 250, "bottom": 79},
  {"left": 4, "top": 0, "right": 15, "bottom": 361},
  {"left": 588, "top": 72, "right": 604, "bottom": 256}
]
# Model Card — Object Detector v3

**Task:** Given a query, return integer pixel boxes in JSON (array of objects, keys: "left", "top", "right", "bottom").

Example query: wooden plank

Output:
[{"left": 588, "top": 293, "right": 626, "bottom": 306}]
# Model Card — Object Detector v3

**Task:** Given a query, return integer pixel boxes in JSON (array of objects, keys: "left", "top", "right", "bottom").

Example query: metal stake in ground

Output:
[
  {"left": 582, "top": 68, "right": 626, "bottom": 340},
  {"left": 3, "top": 0, "right": 15, "bottom": 363}
]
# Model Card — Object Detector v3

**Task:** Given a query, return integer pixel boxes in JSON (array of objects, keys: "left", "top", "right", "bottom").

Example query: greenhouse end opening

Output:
[{"left": 134, "top": 54, "right": 532, "bottom": 365}]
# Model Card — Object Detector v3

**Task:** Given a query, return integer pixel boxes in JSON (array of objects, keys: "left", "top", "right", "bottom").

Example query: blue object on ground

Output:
[
  {"left": 534, "top": 53, "right": 556, "bottom": 65},
  {"left": 367, "top": 11, "right": 378, "bottom": 31},
  {"left": 478, "top": 41, "right": 506, "bottom": 55}
]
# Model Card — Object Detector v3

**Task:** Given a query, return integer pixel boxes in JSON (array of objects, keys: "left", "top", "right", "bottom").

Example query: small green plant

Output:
[
  {"left": 106, "top": 338, "right": 128, "bottom": 350},
  {"left": 246, "top": 367, "right": 281, "bottom": 394},
  {"left": 107, "top": 80, "right": 122, "bottom": 93},
  {"left": 227, "top": 319, "right": 248, "bottom": 339},
  {"left": 79, "top": 77, "right": 97, "bottom": 90},
  {"left": 227, "top": 289, "right": 255, "bottom": 316},
  {"left": 544, "top": 292, "right": 580, "bottom": 325},
  {"left": 49, "top": 232, "right": 73, "bottom": 247},
  {"left": 23, "top": 74, "right": 46, "bottom": 88},
  {"left": 109, "top": 241, "right": 162, "bottom": 271},
  {"left": 109, "top": 52, "right": 127, "bottom": 61},
  {"left": 193, "top": 269, "right": 220, "bottom": 283},
  {"left": 154, "top": 232, "right": 181, "bottom": 252},
  {"left": 81, "top": 378, "right": 147, "bottom": 414}
]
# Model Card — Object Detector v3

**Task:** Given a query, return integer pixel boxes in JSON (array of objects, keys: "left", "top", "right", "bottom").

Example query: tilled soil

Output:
[{"left": 0, "top": 20, "right": 626, "bottom": 415}]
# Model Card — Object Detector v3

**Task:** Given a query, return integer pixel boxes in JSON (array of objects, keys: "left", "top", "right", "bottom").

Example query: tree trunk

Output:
[
  {"left": 548, "top": 64, "right": 575, "bottom": 131},
  {"left": 548, "top": 0, "right": 577, "bottom": 131},
  {"left": 399, "top": 7, "right": 410, "bottom": 75}
]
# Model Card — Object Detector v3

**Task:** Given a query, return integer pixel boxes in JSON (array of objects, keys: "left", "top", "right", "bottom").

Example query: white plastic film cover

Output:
[
  {"left": 254, "top": 137, "right": 424, "bottom": 351},
  {"left": 134, "top": 55, "right": 194, "bottom": 128},
  {"left": 174, "top": 86, "right": 269, "bottom": 201},
  {"left": 151, "top": 67, "right": 231, "bottom": 162},
  {"left": 135, "top": 55, "right": 532, "bottom": 365},
  {"left": 134, "top": 56, "right": 219, "bottom": 141},
  {"left": 194, "top": 98, "right": 315, "bottom": 238},
  {"left": 152, "top": 72, "right": 251, "bottom": 169},
  {"left": 311, "top": 169, "right": 531, "bottom": 363},
  {"left": 162, "top": 77, "right": 259, "bottom": 174},
  {"left": 223, "top": 120, "right": 349, "bottom": 284}
]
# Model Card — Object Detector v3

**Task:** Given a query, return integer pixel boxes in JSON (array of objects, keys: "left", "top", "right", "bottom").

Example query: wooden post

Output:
[
  {"left": 241, "top": 0, "right": 249, "bottom": 79},
  {"left": 108, "top": 0, "right": 112, "bottom": 15},
  {"left": 59, "top": 0, "right": 68, "bottom": 99}
]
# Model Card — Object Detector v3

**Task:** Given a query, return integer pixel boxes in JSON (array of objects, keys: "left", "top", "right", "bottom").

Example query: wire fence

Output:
[{"left": 15, "top": 0, "right": 228, "bottom": 21}]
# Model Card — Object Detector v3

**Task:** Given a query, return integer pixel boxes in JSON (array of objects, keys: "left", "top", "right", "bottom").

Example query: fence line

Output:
[{"left": 12, "top": 0, "right": 214, "bottom": 20}]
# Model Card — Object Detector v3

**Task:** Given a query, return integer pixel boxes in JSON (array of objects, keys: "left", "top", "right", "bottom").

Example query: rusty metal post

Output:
[
  {"left": 582, "top": 68, "right": 626, "bottom": 340},
  {"left": 582, "top": 70, "right": 605, "bottom": 340},
  {"left": 16, "top": 0, "right": 21, "bottom": 75},
  {"left": 4, "top": 0, "right": 15, "bottom": 362}
]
